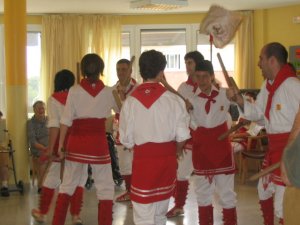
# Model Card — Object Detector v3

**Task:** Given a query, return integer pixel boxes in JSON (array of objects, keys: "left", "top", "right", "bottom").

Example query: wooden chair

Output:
[
  {"left": 240, "top": 129, "right": 268, "bottom": 184},
  {"left": 28, "top": 148, "right": 39, "bottom": 186}
]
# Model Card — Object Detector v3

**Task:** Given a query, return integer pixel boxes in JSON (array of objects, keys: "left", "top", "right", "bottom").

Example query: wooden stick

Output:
[
  {"left": 76, "top": 62, "right": 81, "bottom": 84},
  {"left": 161, "top": 79, "right": 185, "bottom": 101},
  {"left": 60, "top": 148, "right": 66, "bottom": 181},
  {"left": 218, "top": 119, "right": 251, "bottom": 141},
  {"left": 248, "top": 162, "right": 280, "bottom": 181},
  {"left": 60, "top": 158, "right": 65, "bottom": 181},
  {"left": 217, "top": 53, "right": 239, "bottom": 93},
  {"left": 112, "top": 89, "right": 123, "bottom": 111}
]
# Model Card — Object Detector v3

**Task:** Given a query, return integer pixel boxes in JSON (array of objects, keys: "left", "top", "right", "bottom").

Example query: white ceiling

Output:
[{"left": 0, "top": 0, "right": 300, "bottom": 14}]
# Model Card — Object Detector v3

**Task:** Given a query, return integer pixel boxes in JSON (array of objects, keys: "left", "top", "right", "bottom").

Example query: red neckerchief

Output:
[
  {"left": 198, "top": 90, "right": 219, "bottom": 114},
  {"left": 131, "top": 82, "right": 167, "bottom": 109},
  {"left": 265, "top": 64, "right": 296, "bottom": 120},
  {"left": 124, "top": 78, "right": 137, "bottom": 97},
  {"left": 52, "top": 91, "right": 68, "bottom": 105},
  {"left": 80, "top": 78, "right": 105, "bottom": 97},
  {"left": 186, "top": 76, "right": 198, "bottom": 93}
]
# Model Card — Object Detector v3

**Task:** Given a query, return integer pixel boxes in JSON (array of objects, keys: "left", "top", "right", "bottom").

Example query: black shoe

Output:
[{"left": 1, "top": 187, "right": 10, "bottom": 197}]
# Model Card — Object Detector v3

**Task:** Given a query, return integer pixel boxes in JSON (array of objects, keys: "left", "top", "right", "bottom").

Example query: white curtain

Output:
[
  {"left": 0, "top": 25, "right": 6, "bottom": 115},
  {"left": 235, "top": 11, "right": 255, "bottom": 89},
  {"left": 41, "top": 15, "right": 121, "bottom": 100}
]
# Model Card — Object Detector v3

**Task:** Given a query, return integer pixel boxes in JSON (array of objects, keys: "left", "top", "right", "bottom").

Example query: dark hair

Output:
[
  {"left": 0, "top": 111, "right": 2, "bottom": 117},
  {"left": 33, "top": 100, "right": 45, "bottom": 109},
  {"left": 54, "top": 69, "right": 75, "bottom": 92},
  {"left": 244, "top": 91, "right": 257, "bottom": 101},
  {"left": 117, "top": 59, "right": 130, "bottom": 66},
  {"left": 139, "top": 50, "right": 167, "bottom": 80},
  {"left": 184, "top": 51, "right": 204, "bottom": 64},
  {"left": 81, "top": 53, "right": 104, "bottom": 78},
  {"left": 195, "top": 60, "right": 214, "bottom": 75},
  {"left": 264, "top": 42, "right": 288, "bottom": 65}
]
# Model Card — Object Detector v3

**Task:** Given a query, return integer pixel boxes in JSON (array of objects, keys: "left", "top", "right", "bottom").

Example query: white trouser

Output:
[
  {"left": 258, "top": 177, "right": 285, "bottom": 219},
  {"left": 177, "top": 149, "right": 193, "bottom": 181},
  {"left": 59, "top": 160, "right": 114, "bottom": 200},
  {"left": 193, "top": 174, "right": 237, "bottom": 208},
  {"left": 133, "top": 199, "right": 170, "bottom": 225},
  {"left": 43, "top": 162, "right": 62, "bottom": 188},
  {"left": 43, "top": 161, "right": 87, "bottom": 189},
  {"left": 116, "top": 145, "right": 133, "bottom": 175}
]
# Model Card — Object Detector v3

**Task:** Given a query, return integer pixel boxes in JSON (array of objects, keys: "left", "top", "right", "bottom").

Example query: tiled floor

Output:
[{"left": 0, "top": 176, "right": 280, "bottom": 225}]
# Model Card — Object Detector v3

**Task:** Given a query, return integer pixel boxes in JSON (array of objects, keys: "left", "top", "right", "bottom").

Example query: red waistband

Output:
[
  {"left": 134, "top": 141, "right": 176, "bottom": 158},
  {"left": 267, "top": 132, "right": 290, "bottom": 151},
  {"left": 72, "top": 118, "right": 106, "bottom": 135},
  {"left": 267, "top": 132, "right": 290, "bottom": 140},
  {"left": 195, "top": 122, "right": 228, "bottom": 135}
]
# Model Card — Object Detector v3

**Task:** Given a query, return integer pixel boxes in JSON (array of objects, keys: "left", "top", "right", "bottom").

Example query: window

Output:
[
  {"left": 140, "top": 29, "right": 186, "bottom": 90},
  {"left": 27, "top": 26, "right": 42, "bottom": 116},
  {"left": 122, "top": 24, "right": 236, "bottom": 89},
  {"left": 0, "top": 25, "right": 6, "bottom": 116},
  {"left": 197, "top": 33, "right": 235, "bottom": 88}
]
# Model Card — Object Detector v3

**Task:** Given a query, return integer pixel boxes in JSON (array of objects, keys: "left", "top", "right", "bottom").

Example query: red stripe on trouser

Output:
[
  {"left": 222, "top": 207, "right": 237, "bottom": 225},
  {"left": 52, "top": 193, "right": 71, "bottom": 225},
  {"left": 39, "top": 187, "right": 55, "bottom": 214},
  {"left": 123, "top": 175, "right": 131, "bottom": 191},
  {"left": 174, "top": 180, "right": 189, "bottom": 208},
  {"left": 199, "top": 205, "right": 213, "bottom": 225},
  {"left": 70, "top": 186, "right": 84, "bottom": 216},
  {"left": 98, "top": 200, "right": 113, "bottom": 225},
  {"left": 259, "top": 198, "right": 274, "bottom": 225}
]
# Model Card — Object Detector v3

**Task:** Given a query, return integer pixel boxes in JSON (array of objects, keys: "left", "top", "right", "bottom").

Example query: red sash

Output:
[
  {"left": 116, "top": 78, "right": 137, "bottom": 97},
  {"left": 186, "top": 76, "right": 198, "bottom": 93},
  {"left": 265, "top": 64, "right": 296, "bottom": 120},
  {"left": 198, "top": 90, "right": 219, "bottom": 114},
  {"left": 192, "top": 122, "right": 235, "bottom": 175},
  {"left": 130, "top": 142, "right": 177, "bottom": 204},
  {"left": 66, "top": 118, "right": 111, "bottom": 164},
  {"left": 80, "top": 78, "right": 105, "bottom": 97},
  {"left": 262, "top": 132, "right": 289, "bottom": 186},
  {"left": 52, "top": 91, "right": 69, "bottom": 105},
  {"left": 131, "top": 82, "right": 166, "bottom": 109}
]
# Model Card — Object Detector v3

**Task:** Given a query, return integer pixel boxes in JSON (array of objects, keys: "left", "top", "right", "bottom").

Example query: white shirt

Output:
[
  {"left": 243, "top": 77, "right": 300, "bottom": 134},
  {"left": 119, "top": 89, "right": 191, "bottom": 148},
  {"left": 177, "top": 81, "right": 199, "bottom": 99},
  {"left": 61, "top": 84, "right": 118, "bottom": 127},
  {"left": 189, "top": 86, "right": 231, "bottom": 129},
  {"left": 47, "top": 96, "right": 64, "bottom": 128}
]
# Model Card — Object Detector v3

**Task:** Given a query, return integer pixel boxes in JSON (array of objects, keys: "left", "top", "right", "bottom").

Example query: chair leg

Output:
[
  {"left": 237, "top": 151, "right": 242, "bottom": 177},
  {"left": 31, "top": 157, "right": 38, "bottom": 186},
  {"left": 241, "top": 157, "right": 248, "bottom": 184}
]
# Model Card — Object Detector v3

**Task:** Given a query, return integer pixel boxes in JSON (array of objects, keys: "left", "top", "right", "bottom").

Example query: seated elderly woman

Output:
[{"left": 27, "top": 101, "right": 49, "bottom": 193}]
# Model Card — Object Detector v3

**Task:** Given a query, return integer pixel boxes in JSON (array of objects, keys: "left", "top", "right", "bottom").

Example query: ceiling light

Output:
[{"left": 130, "top": 0, "right": 188, "bottom": 11}]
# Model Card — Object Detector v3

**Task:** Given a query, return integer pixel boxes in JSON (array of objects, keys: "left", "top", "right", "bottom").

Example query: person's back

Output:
[
  {"left": 119, "top": 50, "right": 190, "bottom": 225},
  {"left": 112, "top": 58, "right": 139, "bottom": 202},
  {"left": 52, "top": 53, "right": 116, "bottom": 225}
]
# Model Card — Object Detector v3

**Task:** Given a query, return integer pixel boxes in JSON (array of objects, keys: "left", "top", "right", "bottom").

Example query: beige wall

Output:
[
  {"left": 121, "top": 5, "right": 300, "bottom": 88},
  {"left": 1, "top": 4, "right": 299, "bottom": 88},
  {"left": 253, "top": 5, "right": 300, "bottom": 87}
]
